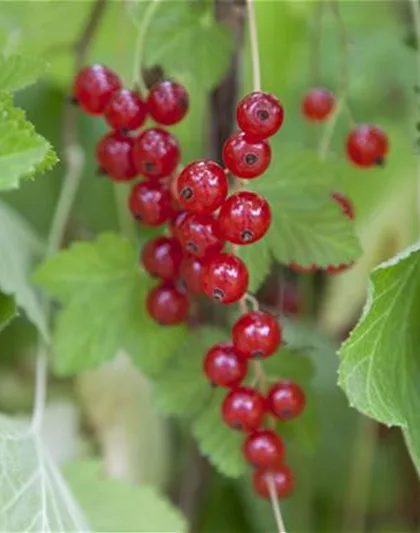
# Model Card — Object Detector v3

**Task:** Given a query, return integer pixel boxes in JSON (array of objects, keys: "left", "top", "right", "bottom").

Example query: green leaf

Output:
[
  {"left": 0, "top": 293, "right": 17, "bottom": 333},
  {"left": 0, "top": 414, "right": 89, "bottom": 531},
  {"left": 64, "top": 459, "right": 187, "bottom": 533},
  {"left": 338, "top": 243, "right": 420, "bottom": 472},
  {"left": 0, "top": 201, "right": 47, "bottom": 338},
  {"left": 34, "top": 233, "right": 186, "bottom": 376},
  {"left": 130, "top": 0, "right": 234, "bottom": 89},
  {"left": 0, "top": 54, "right": 47, "bottom": 92}
]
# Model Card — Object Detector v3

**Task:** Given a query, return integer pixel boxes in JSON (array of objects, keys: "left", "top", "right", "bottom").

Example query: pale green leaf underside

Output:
[{"left": 0, "top": 54, "right": 47, "bottom": 93}]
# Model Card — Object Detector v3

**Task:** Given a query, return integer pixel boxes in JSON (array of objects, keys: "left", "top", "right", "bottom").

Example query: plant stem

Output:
[
  {"left": 267, "top": 475, "right": 287, "bottom": 533},
  {"left": 318, "top": 96, "right": 344, "bottom": 159},
  {"left": 409, "top": 0, "right": 420, "bottom": 229},
  {"left": 246, "top": 0, "right": 261, "bottom": 91}
]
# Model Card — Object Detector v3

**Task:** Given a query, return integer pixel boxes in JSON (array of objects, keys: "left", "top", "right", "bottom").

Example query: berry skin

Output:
[
  {"left": 129, "top": 181, "right": 174, "bottom": 226},
  {"left": 73, "top": 64, "right": 122, "bottom": 115},
  {"left": 218, "top": 191, "right": 271, "bottom": 245},
  {"left": 232, "top": 311, "right": 281, "bottom": 359},
  {"left": 252, "top": 465, "right": 294, "bottom": 500},
  {"left": 203, "top": 343, "right": 248, "bottom": 388},
  {"left": 178, "top": 255, "right": 205, "bottom": 294},
  {"left": 96, "top": 132, "right": 136, "bottom": 181},
  {"left": 146, "top": 281, "right": 189, "bottom": 325},
  {"left": 177, "top": 160, "right": 228, "bottom": 214},
  {"left": 170, "top": 210, "right": 189, "bottom": 239},
  {"left": 325, "top": 262, "right": 354, "bottom": 275},
  {"left": 221, "top": 386, "right": 266, "bottom": 431},
  {"left": 266, "top": 381, "right": 306, "bottom": 421},
  {"left": 104, "top": 89, "right": 147, "bottom": 131},
  {"left": 133, "top": 128, "right": 180, "bottom": 179},
  {"left": 243, "top": 429, "right": 285, "bottom": 469},
  {"left": 346, "top": 124, "right": 389, "bottom": 168},
  {"left": 331, "top": 191, "right": 355, "bottom": 220},
  {"left": 141, "top": 236, "right": 183, "bottom": 280},
  {"left": 203, "top": 253, "right": 249, "bottom": 304},
  {"left": 147, "top": 80, "right": 189, "bottom": 126},
  {"left": 302, "top": 88, "right": 335, "bottom": 122},
  {"left": 236, "top": 91, "right": 284, "bottom": 140},
  {"left": 289, "top": 262, "right": 317, "bottom": 274},
  {"left": 177, "top": 213, "right": 224, "bottom": 258},
  {"left": 223, "top": 132, "right": 271, "bottom": 179}
]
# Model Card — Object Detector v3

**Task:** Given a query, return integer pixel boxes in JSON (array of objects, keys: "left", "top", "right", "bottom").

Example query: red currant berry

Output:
[
  {"left": 302, "top": 88, "right": 335, "bottom": 122},
  {"left": 141, "top": 236, "right": 183, "bottom": 280},
  {"left": 96, "top": 132, "right": 136, "bottom": 181},
  {"left": 146, "top": 281, "right": 189, "bottom": 325},
  {"left": 147, "top": 80, "right": 189, "bottom": 125},
  {"left": 73, "top": 64, "right": 122, "bottom": 115},
  {"left": 232, "top": 311, "right": 281, "bottom": 359},
  {"left": 325, "top": 262, "right": 354, "bottom": 275},
  {"left": 223, "top": 132, "right": 271, "bottom": 179},
  {"left": 104, "top": 89, "right": 147, "bottom": 131},
  {"left": 236, "top": 91, "right": 284, "bottom": 140},
  {"left": 177, "top": 213, "right": 224, "bottom": 258},
  {"left": 289, "top": 262, "right": 317, "bottom": 274},
  {"left": 253, "top": 465, "right": 294, "bottom": 499},
  {"left": 203, "top": 343, "right": 248, "bottom": 388},
  {"left": 129, "top": 181, "right": 174, "bottom": 226},
  {"left": 170, "top": 210, "right": 189, "bottom": 239},
  {"left": 266, "top": 381, "right": 306, "bottom": 421},
  {"left": 133, "top": 128, "right": 180, "bottom": 179},
  {"left": 346, "top": 124, "right": 389, "bottom": 168},
  {"left": 243, "top": 429, "right": 285, "bottom": 469},
  {"left": 178, "top": 255, "right": 205, "bottom": 294},
  {"left": 177, "top": 160, "right": 228, "bottom": 214},
  {"left": 221, "top": 386, "right": 266, "bottom": 431},
  {"left": 203, "top": 253, "right": 249, "bottom": 304},
  {"left": 331, "top": 191, "right": 355, "bottom": 220},
  {"left": 218, "top": 191, "right": 271, "bottom": 245}
]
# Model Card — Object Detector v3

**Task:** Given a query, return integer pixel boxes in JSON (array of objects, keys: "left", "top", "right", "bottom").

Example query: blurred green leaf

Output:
[
  {"left": 0, "top": 54, "right": 47, "bottom": 92},
  {"left": 0, "top": 293, "right": 17, "bottom": 333}
]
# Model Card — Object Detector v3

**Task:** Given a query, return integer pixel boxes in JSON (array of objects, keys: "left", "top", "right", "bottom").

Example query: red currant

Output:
[
  {"left": 325, "top": 262, "right": 354, "bottom": 275},
  {"left": 236, "top": 91, "right": 284, "bottom": 140},
  {"left": 133, "top": 128, "right": 180, "bottom": 179},
  {"left": 96, "top": 132, "right": 136, "bottom": 181},
  {"left": 266, "top": 381, "right": 306, "bottom": 421},
  {"left": 218, "top": 191, "right": 271, "bottom": 245},
  {"left": 177, "top": 213, "right": 224, "bottom": 258},
  {"left": 141, "top": 236, "right": 183, "bottom": 280},
  {"left": 232, "top": 311, "right": 281, "bottom": 359},
  {"left": 289, "top": 263, "right": 317, "bottom": 274},
  {"left": 147, "top": 80, "right": 189, "bottom": 125},
  {"left": 203, "top": 253, "right": 249, "bottom": 304},
  {"left": 146, "top": 281, "right": 189, "bottom": 325},
  {"left": 331, "top": 191, "right": 355, "bottom": 220},
  {"left": 170, "top": 210, "right": 189, "bottom": 239},
  {"left": 177, "top": 160, "right": 228, "bottom": 214},
  {"left": 252, "top": 465, "right": 294, "bottom": 499},
  {"left": 104, "top": 89, "right": 147, "bottom": 131},
  {"left": 346, "top": 124, "right": 389, "bottom": 168},
  {"left": 302, "top": 88, "right": 335, "bottom": 122},
  {"left": 178, "top": 255, "right": 205, "bottom": 294},
  {"left": 203, "top": 343, "right": 248, "bottom": 388},
  {"left": 243, "top": 429, "right": 285, "bottom": 469},
  {"left": 73, "top": 64, "right": 122, "bottom": 115},
  {"left": 221, "top": 386, "right": 266, "bottom": 431},
  {"left": 129, "top": 181, "right": 174, "bottom": 226},
  {"left": 223, "top": 132, "right": 271, "bottom": 179}
]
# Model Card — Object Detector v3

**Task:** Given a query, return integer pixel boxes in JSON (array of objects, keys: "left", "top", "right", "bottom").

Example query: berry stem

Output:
[
  {"left": 310, "top": 0, "right": 324, "bottom": 86},
  {"left": 331, "top": 0, "right": 349, "bottom": 95},
  {"left": 267, "top": 474, "right": 288, "bottom": 533},
  {"left": 317, "top": 96, "right": 344, "bottom": 159},
  {"left": 409, "top": 0, "right": 420, "bottom": 227},
  {"left": 246, "top": 0, "right": 262, "bottom": 92}
]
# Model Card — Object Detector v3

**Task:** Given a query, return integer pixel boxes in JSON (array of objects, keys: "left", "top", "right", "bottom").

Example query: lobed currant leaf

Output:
[{"left": 0, "top": 54, "right": 47, "bottom": 93}]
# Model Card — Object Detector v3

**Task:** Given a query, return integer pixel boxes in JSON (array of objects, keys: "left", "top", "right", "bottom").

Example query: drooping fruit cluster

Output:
[{"left": 301, "top": 87, "right": 389, "bottom": 168}]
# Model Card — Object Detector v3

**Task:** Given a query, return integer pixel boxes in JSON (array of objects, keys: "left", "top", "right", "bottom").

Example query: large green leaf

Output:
[
  {"left": 34, "top": 233, "right": 186, "bottom": 376},
  {"left": 0, "top": 293, "right": 17, "bottom": 333},
  {"left": 338, "top": 243, "right": 420, "bottom": 472},
  {"left": 0, "top": 54, "right": 47, "bottom": 93}
]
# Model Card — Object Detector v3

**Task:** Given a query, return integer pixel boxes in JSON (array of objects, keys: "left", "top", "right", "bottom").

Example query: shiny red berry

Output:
[
  {"left": 133, "top": 128, "right": 180, "bottom": 179},
  {"left": 232, "top": 311, "right": 281, "bottom": 359},
  {"left": 104, "top": 89, "right": 147, "bottom": 131},
  {"left": 141, "top": 236, "right": 183, "bottom": 280},
  {"left": 236, "top": 91, "right": 284, "bottom": 140},
  {"left": 243, "top": 429, "right": 285, "bottom": 469},
  {"left": 73, "top": 64, "right": 122, "bottom": 115},
  {"left": 218, "top": 191, "right": 271, "bottom": 245},
  {"left": 289, "top": 262, "right": 317, "bottom": 274},
  {"left": 96, "top": 132, "right": 136, "bottom": 181},
  {"left": 223, "top": 132, "right": 271, "bottom": 179},
  {"left": 147, "top": 80, "right": 189, "bottom": 125},
  {"left": 266, "top": 381, "right": 306, "bottom": 421},
  {"left": 346, "top": 124, "right": 388, "bottom": 168},
  {"left": 203, "top": 253, "right": 249, "bottom": 304},
  {"left": 253, "top": 465, "right": 294, "bottom": 499},
  {"left": 177, "top": 160, "right": 228, "bottom": 214},
  {"left": 129, "top": 181, "right": 174, "bottom": 226},
  {"left": 302, "top": 88, "right": 335, "bottom": 122},
  {"left": 146, "top": 281, "right": 189, "bottom": 325},
  {"left": 203, "top": 343, "right": 248, "bottom": 388},
  {"left": 170, "top": 211, "right": 189, "bottom": 239},
  {"left": 177, "top": 213, "right": 224, "bottom": 258},
  {"left": 331, "top": 191, "right": 355, "bottom": 220},
  {"left": 178, "top": 255, "right": 205, "bottom": 293},
  {"left": 221, "top": 386, "right": 265, "bottom": 431}
]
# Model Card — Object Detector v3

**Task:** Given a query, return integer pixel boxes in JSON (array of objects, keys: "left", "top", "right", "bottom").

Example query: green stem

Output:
[{"left": 113, "top": 182, "right": 137, "bottom": 241}]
